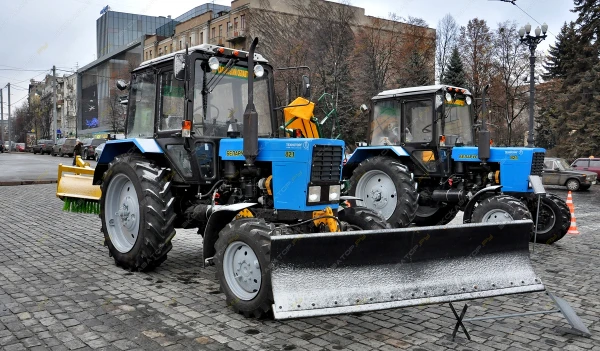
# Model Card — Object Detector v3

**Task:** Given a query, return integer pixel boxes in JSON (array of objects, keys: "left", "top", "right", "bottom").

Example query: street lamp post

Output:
[{"left": 518, "top": 22, "right": 548, "bottom": 147}]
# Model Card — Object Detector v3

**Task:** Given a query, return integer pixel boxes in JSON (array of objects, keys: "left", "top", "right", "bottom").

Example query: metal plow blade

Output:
[
  {"left": 56, "top": 164, "right": 101, "bottom": 201},
  {"left": 269, "top": 220, "right": 544, "bottom": 320}
]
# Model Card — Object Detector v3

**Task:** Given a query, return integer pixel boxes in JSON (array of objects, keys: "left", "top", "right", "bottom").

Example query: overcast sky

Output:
[{"left": 0, "top": 0, "right": 577, "bottom": 114}]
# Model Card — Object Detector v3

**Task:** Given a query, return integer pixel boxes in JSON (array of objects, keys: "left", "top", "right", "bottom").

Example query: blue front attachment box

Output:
[
  {"left": 451, "top": 146, "right": 546, "bottom": 193},
  {"left": 219, "top": 138, "right": 345, "bottom": 211}
]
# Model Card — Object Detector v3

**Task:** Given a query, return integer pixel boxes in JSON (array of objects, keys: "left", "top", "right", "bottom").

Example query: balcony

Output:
[
  {"left": 227, "top": 30, "right": 246, "bottom": 42},
  {"left": 209, "top": 36, "right": 225, "bottom": 46}
]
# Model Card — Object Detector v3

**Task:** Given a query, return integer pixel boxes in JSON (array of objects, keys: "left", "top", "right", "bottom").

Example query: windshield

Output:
[
  {"left": 370, "top": 100, "right": 400, "bottom": 145},
  {"left": 556, "top": 159, "right": 572, "bottom": 171},
  {"left": 442, "top": 96, "right": 473, "bottom": 145},
  {"left": 192, "top": 60, "right": 272, "bottom": 137}
]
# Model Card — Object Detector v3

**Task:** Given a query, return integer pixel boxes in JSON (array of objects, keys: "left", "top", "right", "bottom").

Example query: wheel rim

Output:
[
  {"left": 567, "top": 180, "right": 579, "bottom": 190},
  {"left": 355, "top": 170, "right": 397, "bottom": 220},
  {"left": 105, "top": 173, "right": 140, "bottom": 253},
  {"left": 223, "top": 241, "right": 261, "bottom": 300},
  {"left": 481, "top": 209, "right": 514, "bottom": 223},
  {"left": 536, "top": 203, "right": 556, "bottom": 234}
]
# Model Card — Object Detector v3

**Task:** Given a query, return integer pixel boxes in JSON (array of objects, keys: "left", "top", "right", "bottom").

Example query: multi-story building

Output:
[
  {"left": 62, "top": 73, "right": 77, "bottom": 137},
  {"left": 96, "top": 10, "right": 172, "bottom": 58}
]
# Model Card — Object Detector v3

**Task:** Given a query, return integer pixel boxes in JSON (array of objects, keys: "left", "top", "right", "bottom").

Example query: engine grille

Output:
[
  {"left": 531, "top": 151, "right": 545, "bottom": 175},
  {"left": 311, "top": 145, "right": 343, "bottom": 183}
]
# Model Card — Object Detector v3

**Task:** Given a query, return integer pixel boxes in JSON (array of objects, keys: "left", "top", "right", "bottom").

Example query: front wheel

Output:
[
  {"left": 348, "top": 156, "right": 418, "bottom": 228},
  {"left": 471, "top": 195, "right": 531, "bottom": 224},
  {"left": 413, "top": 203, "right": 460, "bottom": 226},
  {"left": 530, "top": 194, "right": 570, "bottom": 244},
  {"left": 100, "top": 154, "right": 176, "bottom": 271},
  {"left": 566, "top": 178, "right": 580, "bottom": 191},
  {"left": 338, "top": 206, "right": 390, "bottom": 231},
  {"left": 214, "top": 218, "right": 274, "bottom": 318},
  {"left": 83, "top": 150, "right": 88, "bottom": 160}
]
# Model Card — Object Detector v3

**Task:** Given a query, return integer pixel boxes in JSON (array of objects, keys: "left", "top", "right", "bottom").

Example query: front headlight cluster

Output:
[
  {"left": 307, "top": 185, "right": 341, "bottom": 203},
  {"left": 586, "top": 175, "right": 596, "bottom": 181}
]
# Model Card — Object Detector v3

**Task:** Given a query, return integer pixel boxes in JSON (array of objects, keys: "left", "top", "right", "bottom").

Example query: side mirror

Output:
[
  {"left": 360, "top": 104, "right": 369, "bottom": 112},
  {"left": 116, "top": 79, "right": 129, "bottom": 91},
  {"left": 174, "top": 54, "right": 186, "bottom": 81},
  {"left": 301, "top": 75, "right": 311, "bottom": 99}
]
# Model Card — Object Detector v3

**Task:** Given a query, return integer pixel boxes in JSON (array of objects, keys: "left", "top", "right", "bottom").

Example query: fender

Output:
[
  {"left": 463, "top": 185, "right": 503, "bottom": 223},
  {"left": 345, "top": 146, "right": 409, "bottom": 166},
  {"left": 202, "top": 203, "right": 257, "bottom": 265},
  {"left": 93, "top": 138, "right": 164, "bottom": 184}
]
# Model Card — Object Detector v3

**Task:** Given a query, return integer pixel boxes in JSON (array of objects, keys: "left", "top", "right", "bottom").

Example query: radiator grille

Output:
[
  {"left": 311, "top": 145, "right": 343, "bottom": 183},
  {"left": 531, "top": 152, "right": 545, "bottom": 175}
]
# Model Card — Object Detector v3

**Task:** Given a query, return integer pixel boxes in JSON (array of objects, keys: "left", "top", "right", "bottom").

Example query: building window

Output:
[
  {"left": 212, "top": 27, "right": 215, "bottom": 38},
  {"left": 226, "top": 22, "right": 230, "bottom": 36},
  {"left": 189, "top": 36, "right": 192, "bottom": 46},
  {"left": 150, "top": 50, "right": 152, "bottom": 58},
  {"left": 219, "top": 25, "right": 222, "bottom": 38},
  {"left": 234, "top": 17, "right": 238, "bottom": 30},
  {"left": 241, "top": 15, "right": 245, "bottom": 30},
  {"left": 164, "top": 45, "right": 167, "bottom": 53},
  {"left": 200, "top": 32, "right": 203, "bottom": 43},
  {"left": 179, "top": 40, "right": 182, "bottom": 49}
]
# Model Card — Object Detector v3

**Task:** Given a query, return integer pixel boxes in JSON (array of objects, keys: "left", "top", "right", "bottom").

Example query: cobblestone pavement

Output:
[{"left": 0, "top": 184, "right": 598, "bottom": 351}]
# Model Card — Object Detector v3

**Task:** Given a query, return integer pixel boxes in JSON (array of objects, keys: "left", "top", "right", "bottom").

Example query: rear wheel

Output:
[
  {"left": 100, "top": 154, "right": 176, "bottom": 271},
  {"left": 338, "top": 206, "right": 390, "bottom": 231},
  {"left": 349, "top": 156, "right": 418, "bottom": 228},
  {"left": 530, "top": 193, "right": 570, "bottom": 244},
  {"left": 566, "top": 178, "right": 580, "bottom": 191},
  {"left": 471, "top": 195, "right": 531, "bottom": 224},
  {"left": 83, "top": 150, "right": 88, "bottom": 160},
  {"left": 214, "top": 218, "right": 274, "bottom": 318}
]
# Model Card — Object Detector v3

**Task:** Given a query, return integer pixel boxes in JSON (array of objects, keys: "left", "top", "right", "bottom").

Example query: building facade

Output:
[{"left": 96, "top": 10, "right": 172, "bottom": 58}]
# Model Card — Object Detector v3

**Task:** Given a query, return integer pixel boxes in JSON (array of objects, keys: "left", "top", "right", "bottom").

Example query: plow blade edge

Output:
[{"left": 270, "top": 220, "right": 544, "bottom": 319}]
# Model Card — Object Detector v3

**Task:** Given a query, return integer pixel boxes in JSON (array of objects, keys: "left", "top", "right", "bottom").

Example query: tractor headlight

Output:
[
  {"left": 445, "top": 92, "right": 453, "bottom": 102},
  {"left": 254, "top": 64, "right": 265, "bottom": 77},
  {"left": 466, "top": 96, "right": 472, "bottom": 105},
  {"left": 308, "top": 186, "right": 321, "bottom": 202},
  {"left": 208, "top": 57, "right": 220, "bottom": 70},
  {"left": 329, "top": 185, "right": 341, "bottom": 201}
]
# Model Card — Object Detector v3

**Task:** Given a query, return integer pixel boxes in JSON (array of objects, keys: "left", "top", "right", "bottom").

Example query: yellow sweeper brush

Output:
[{"left": 56, "top": 156, "right": 101, "bottom": 214}]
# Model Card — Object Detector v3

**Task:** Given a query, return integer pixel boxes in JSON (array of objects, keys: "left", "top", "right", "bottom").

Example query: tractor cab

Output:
[{"left": 368, "top": 85, "right": 474, "bottom": 176}]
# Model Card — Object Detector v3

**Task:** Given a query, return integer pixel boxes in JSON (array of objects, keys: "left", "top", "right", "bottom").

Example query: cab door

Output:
[
  {"left": 542, "top": 160, "right": 560, "bottom": 185},
  {"left": 402, "top": 98, "right": 440, "bottom": 175}
]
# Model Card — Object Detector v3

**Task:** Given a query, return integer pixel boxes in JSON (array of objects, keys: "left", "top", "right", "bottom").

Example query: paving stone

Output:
[{"left": 0, "top": 184, "right": 597, "bottom": 351}]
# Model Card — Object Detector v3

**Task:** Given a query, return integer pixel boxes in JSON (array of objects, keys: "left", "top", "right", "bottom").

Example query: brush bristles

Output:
[{"left": 62, "top": 198, "right": 100, "bottom": 215}]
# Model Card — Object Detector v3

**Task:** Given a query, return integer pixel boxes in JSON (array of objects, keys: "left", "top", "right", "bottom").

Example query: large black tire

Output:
[
  {"left": 530, "top": 193, "right": 570, "bottom": 244},
  {"left": 83, "top": 150, "right": 88, "bottom": 160},
  {"left": 100, "top": 154, "right": 176, "bottom": 271},
  {"left": 348, "top": 156, "right": 418, "bottom": 228},
  {"left": 338, "top": 206, "right": 390, "bottom": 230},
  {"left": 471, "top": 195, "right": 532, "bottom": 224},
  {"left": 214, "top": 218, "right": 274, "bottom": 318},
  {"left": 413, "top": 204, "right": 460, "bottom": 226}
]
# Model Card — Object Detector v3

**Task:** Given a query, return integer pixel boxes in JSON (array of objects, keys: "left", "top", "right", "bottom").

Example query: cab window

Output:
[
  {"left": 127, "top": 72, "right": 156, "bottom": 138},
  {"left": 370, "top": 100, "right": 400, "bottom": 145},
  {"left": 404, "top": 100, "right": 433, "bottom": 143},
  {"left": 159, "top": 71, "right": 185, "bottom": 131},
  {"left": 574, "top": 159, "right": 589, "bottom": 167}
]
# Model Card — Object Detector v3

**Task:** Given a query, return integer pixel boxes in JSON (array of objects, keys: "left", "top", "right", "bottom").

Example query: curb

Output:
[{"left": 0, "top": 180, "right": 58, "bottom": 186}]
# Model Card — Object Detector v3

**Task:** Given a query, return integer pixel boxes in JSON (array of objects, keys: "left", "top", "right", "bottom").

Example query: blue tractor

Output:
[
  {"left": 345, "top": 85, "right": 570, "bottom": 244},
  {"left": 56, "top": 41, "right": 547, "bottom": 320}
]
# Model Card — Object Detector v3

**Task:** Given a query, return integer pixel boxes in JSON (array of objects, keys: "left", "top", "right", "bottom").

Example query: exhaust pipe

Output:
[
  {"left": 478, "top": 84, "right": 491, "bottom": 164},
  {"left": 243, "top": 37, "right": 259, "bottom": 167}
]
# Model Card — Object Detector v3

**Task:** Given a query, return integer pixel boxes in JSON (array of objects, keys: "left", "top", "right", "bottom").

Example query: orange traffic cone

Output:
[
  {"left": 566, "top": 191, "right": 575, "bottom": 211},
  {"left": 566, "top": 192, "right": 580, "bottom": 235}
]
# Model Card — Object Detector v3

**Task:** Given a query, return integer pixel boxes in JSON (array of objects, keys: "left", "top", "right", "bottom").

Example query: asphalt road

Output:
[{"left": 0, "top": 152, "right": 97, "bottom": 183}]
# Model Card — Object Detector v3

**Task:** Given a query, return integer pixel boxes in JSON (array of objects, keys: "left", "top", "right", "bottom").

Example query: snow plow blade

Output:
[
  {"left": 56, "top": 158, "right": 101, "bottom": 214},
  {"left": 270, "top": 220, "right": 544, "bottom": 319}
]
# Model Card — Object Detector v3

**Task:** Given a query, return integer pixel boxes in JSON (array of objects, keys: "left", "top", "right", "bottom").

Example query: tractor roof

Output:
[
  {"left": 374, "top": 85, "right": 472, "bottom": 100},
  {"left": 135, "top": 44, "right": 268, "bottom": 72}
]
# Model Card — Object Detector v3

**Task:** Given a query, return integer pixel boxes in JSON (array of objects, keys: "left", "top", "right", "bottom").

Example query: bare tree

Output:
[
  {"left": 394, "top": 17, "right": 436, "bottom": 87},
  {"left": 353, "top": 13, "right": 404, "bottom": 99},
  {"left": 488, "top": 21, "right": 530, "bottom": 146},
  {"left": 436, "top": 14, "right": 459, "bottom": 83},
  {"left": 459, "top": 18, "right": 494, "bottom": 119}
]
